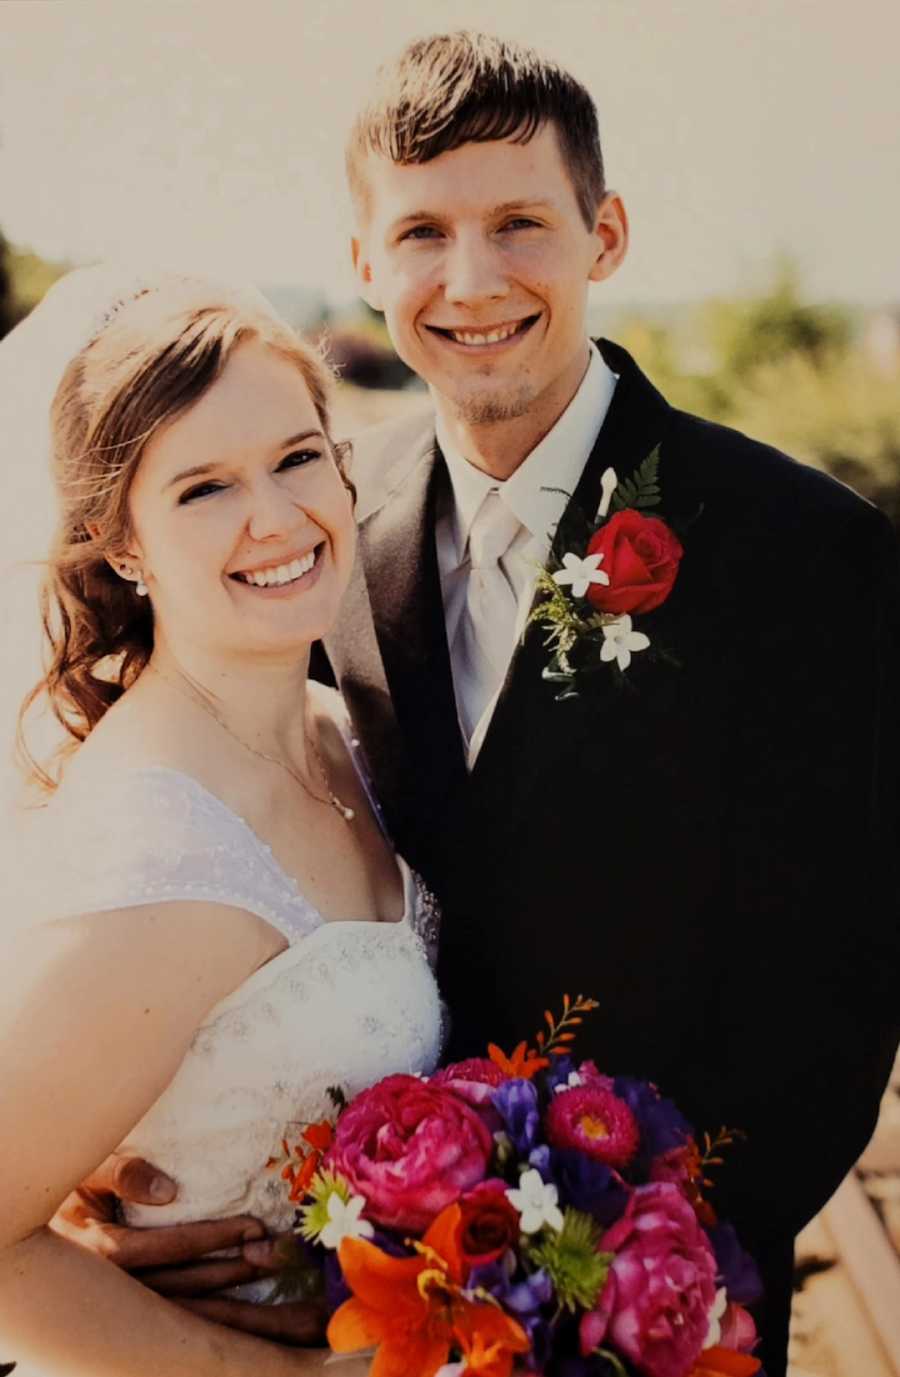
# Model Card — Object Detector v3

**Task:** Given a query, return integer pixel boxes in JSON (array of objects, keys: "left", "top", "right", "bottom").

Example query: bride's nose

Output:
[{"left": 246, "top": 475, "right": 308, "bottom": 543}]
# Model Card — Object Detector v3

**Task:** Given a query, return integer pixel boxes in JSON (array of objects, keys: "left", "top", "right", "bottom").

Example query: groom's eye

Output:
[{"left": 399, "top": 225, "right": 443, "bottom": 242}]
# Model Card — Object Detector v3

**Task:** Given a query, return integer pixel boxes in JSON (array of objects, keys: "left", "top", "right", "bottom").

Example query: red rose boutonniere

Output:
[{"left": 527, "top": 446, "right": 688, "bottom": 695}]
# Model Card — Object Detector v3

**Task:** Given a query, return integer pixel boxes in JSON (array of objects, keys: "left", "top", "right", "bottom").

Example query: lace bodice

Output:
[{"left": 29, "top": 752, "right": 443, "bottom": 1298}]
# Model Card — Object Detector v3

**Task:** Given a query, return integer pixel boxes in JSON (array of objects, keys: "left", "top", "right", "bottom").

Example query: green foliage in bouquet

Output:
[{"left": 525, "top": 1207, "right": 613, "bottom": 1314}]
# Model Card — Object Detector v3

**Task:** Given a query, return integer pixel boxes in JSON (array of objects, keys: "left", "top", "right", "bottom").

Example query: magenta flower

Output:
[
  {"left": 580, "top": 1182, "right": 718, "bottom": 1377},
  {"left": 430, "top": 1057, "right": 507, "bottom": 1130},
  {"left": 326, "top": 1074, "right": 493, "bottom": 1233},
  {"left": 546, "top": 1085, "right": 640, "bottom": 1168}
]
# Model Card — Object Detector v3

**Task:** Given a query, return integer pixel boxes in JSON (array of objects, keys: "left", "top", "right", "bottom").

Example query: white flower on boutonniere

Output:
[
  {"left": 552, "top": 551, "right": 610, "bottom": 599},
  {"left": 600, "top": 615, "right": 651, "bottom": 672},
  {"left": 506, "top": 1168, "right": 564, "bottom": 1234},
  {"left": 595, "top": 466, "right": 618, "bottom": 522}
]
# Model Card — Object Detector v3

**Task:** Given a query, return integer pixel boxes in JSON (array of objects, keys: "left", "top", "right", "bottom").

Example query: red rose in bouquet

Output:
[
  {"left": 586, "top": 509, "right": 683, "bottom": 616},
  {"left": 456, "top": 1180, "right": 521, "bottom": 1269},
  {"left": 327, "top": 1074, "right": 493, "bottom": 1233}
]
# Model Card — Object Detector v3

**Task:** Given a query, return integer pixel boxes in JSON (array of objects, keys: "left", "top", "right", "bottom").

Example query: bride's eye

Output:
[
  {"left": 179, "top": 481, "right": 226, "bottom": 504},
  {"left": 278, "top": 449, "right": 322, "bottom": 470}
]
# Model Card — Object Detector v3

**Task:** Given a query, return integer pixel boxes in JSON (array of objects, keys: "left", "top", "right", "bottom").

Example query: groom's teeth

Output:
[{"left": 450, "top": 322, "right": 520, "bottom": 346}]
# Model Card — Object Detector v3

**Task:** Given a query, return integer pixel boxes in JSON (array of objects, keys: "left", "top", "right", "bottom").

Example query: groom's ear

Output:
[
  {"left": 351, "top": 237, "right": 383, "bottom": 312},
  {"left": 587, "top": 193, "right": 629, "bottom": 284}
]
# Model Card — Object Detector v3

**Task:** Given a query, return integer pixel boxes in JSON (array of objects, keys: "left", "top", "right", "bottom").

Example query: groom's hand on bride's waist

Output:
[{"left": 50, "top": 1152, "right": 327, "bottom": 1345}]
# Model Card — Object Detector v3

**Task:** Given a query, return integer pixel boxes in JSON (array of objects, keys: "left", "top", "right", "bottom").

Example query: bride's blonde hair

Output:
[{"left": 18, "top": 284, "right": 345, "bottom": 791}]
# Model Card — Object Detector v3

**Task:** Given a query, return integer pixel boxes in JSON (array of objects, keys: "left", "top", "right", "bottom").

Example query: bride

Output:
[{"left": 0, "top": 270, "right": 442, "bottom": 1375}]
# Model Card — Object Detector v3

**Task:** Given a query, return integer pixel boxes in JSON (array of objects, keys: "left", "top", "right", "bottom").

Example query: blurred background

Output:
[{"left": 1, "top": 2, "right": 899, "bottom": 1374}]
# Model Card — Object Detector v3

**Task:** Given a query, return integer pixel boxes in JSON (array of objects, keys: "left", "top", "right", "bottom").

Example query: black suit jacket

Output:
[{"left": 324, "top": 341, "right": 900, "bottom": 1377}]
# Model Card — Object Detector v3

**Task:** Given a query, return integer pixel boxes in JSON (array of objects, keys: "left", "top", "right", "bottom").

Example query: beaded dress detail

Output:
[{"left": 38, "top": 734, "right": 442, "bottom": 1298}]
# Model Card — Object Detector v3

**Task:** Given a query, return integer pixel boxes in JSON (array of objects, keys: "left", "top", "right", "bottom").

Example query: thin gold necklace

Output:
[{"left": 147, "top": 662, "right": 355, "bottom": 823}]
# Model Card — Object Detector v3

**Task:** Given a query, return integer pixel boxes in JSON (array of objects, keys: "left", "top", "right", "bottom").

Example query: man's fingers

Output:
[
  {"left": 173, "top": 1298, "right": 326, "bottom": 1346},
  {"left": 76, "top": 1216, "right": 267, "bottom": 1270},
  {"left": 136, "top": 1257, "right": 263, "bottom": 1296},
  {"left": 80, "top": 1152, "right": 177, "bottom": 1207},
  {"left": 242, "top": 1232, "right": 295, "bottom": 1274}
]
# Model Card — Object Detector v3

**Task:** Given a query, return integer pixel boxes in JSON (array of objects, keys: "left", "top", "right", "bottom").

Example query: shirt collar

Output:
[{"left": 436, "top": 342, "right": 618, "bottom": 558}]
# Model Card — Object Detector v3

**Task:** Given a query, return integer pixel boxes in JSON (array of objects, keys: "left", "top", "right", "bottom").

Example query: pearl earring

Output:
[{"left": 136, "top": 575, "right": 149, "bottom": 597}]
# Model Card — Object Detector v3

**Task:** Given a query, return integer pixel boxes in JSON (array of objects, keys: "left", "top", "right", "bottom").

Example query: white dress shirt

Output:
[{"left": 436, "top": 343, "right": 618, "bottom": 766}]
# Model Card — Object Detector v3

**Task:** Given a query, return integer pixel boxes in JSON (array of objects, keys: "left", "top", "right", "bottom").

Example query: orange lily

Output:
[
  {"left": 327, "top": 1205, "right": 529, "bottom": 1377},
  {"left": 689, "top": 1348, "right": 762, "bottom": 1377},
  {"left": 487, "top": 1040, "right": 549, "bottom": 1080},
  {"left": 453, "top": 1309, "right": 531, "bottom": 1377}
]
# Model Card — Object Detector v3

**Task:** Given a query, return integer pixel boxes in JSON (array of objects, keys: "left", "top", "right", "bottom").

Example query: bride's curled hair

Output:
[{"left": 18, "top": 281, "right": 345, "bottom": 791}]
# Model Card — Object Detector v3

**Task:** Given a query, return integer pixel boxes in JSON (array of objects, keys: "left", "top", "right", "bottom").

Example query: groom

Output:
[{"left": 60, "top": 32, "right": 899, "bottom": 1377}]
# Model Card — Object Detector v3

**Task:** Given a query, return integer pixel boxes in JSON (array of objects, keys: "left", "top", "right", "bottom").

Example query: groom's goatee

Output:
[{"left": 455, "top": 386, "right": 536, "bottom": 426}]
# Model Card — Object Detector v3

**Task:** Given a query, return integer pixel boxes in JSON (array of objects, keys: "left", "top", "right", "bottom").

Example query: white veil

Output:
[{"left": 0, "top": 263, "right": 279, "bottom": 830}]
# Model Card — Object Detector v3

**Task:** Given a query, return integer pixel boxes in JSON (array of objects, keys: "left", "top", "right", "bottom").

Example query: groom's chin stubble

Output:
[{"left": 453, "top": 383, "right": 536, "bottom": 427}]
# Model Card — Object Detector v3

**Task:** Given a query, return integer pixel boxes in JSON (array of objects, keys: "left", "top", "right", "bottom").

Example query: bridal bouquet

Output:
[{"left": 272, "top": 996, "right": 764, "bottom": 1377}]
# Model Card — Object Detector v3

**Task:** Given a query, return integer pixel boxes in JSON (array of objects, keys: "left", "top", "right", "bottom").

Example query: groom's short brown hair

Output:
[{"left": 347, "top": 31, "right": 606, "bottom": 230}]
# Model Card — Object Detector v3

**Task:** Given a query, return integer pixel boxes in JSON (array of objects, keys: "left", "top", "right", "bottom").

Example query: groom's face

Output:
[{"left": 352, "top": 123, "right": 624, "bottom": 427}]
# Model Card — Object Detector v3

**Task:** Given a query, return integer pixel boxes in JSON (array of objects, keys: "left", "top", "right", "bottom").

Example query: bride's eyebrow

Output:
[{"left": 164, "top": 430, "right": 325, "bottom": 490}]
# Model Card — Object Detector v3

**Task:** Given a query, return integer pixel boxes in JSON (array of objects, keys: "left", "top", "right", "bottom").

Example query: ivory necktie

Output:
[{"left": 453, "top": 488, "right": 522, "bottom": 743}]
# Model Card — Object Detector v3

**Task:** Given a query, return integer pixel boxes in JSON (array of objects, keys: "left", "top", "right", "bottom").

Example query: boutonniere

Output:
[{"left": 527, "top": 446, "right": 687, "bottom": 697}]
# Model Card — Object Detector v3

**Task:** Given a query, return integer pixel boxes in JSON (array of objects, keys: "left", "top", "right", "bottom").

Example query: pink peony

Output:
[
  {"left": 430, "top": 1057, "right": 507, "bottom": 1130},
  {"left": 326, "top": 1074, "right": 493, "bottom": 1233},
  {"left": 580, "top": 1182, "right": 718, "bottom": 1377},
  {"left": 719, "top": 1303, "right": 759, "bottom": 1354},
  {"left": 575, "top": 1059, "right": 615, "bottom": 1090},
  {"left": 547, "top": 1085, "right": 641, "bottom": 1168}
]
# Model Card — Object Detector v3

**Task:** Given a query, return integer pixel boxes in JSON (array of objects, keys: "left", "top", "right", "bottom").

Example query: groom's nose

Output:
[{"left": 442, "top": 233, "right": 509, "bottom": 307}]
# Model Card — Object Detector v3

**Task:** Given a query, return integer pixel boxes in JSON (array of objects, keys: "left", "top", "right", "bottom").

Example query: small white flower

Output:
[
  {"left": 600, "top": 615, "right": 650, "bottom": 672},
  {"left": 319, "top": 1192, "right": 374, "bottom": 1250},
  {"left": 553, "top": 551, "right": 610, "bottom": 599},
  {"left": 553, "top": 1070, "right": 585, "bottom": 1094},
  {"left": 596, "top": 467, "right": 619, "bottom": 521},
  {"left": 506, "top": 1168, "right": 564, "bottom": 1235},
  {"left": 704, "top": 1287, "right": 729, "bottom": 1349}
]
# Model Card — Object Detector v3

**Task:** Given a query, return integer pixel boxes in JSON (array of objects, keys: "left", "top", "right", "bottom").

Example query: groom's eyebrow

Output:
[
  {"left": 165, "top": 430, "right": 325, "bottom": 489},
  {"left": 391, "top": 197, "right": 553, "bottom": 230}
]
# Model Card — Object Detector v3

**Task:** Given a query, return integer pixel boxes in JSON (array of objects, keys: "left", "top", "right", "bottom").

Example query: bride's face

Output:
[{"left": 125, "top": 339, "right": 355, "bottom": 661}]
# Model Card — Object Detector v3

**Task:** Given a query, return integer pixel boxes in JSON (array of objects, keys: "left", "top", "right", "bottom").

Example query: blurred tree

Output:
[
  {"left": 0, "top": 229, "right": 16, "bottom": 338},
  {"left": 702, "top": 257, "right": 851, "bottom": 380},
  {"left": 0, "top": 228, "right": 68, "bottom": 338}
]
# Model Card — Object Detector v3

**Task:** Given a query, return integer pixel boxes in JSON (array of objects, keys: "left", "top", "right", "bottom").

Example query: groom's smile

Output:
[
  {"left": 351, "top": 124, "right": 627, "bottom": 440},
  {"left": 424, "top": 314, "right": 541, "bottom": 351}
]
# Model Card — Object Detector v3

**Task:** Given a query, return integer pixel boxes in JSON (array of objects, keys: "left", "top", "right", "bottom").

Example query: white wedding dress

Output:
[{"left": 25, "top": 724, "right": 444, "bottom": 1303}]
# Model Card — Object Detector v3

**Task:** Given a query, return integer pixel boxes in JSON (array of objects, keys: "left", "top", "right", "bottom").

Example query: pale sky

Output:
[{"left": 1, "top": 0, "right": 899, "bottom": 312}]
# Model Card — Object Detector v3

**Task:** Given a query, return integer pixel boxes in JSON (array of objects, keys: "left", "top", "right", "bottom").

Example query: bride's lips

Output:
[
  {"left": 227, "top": 542, "right": 327, "bottom": 597},
  {"left": 424, "top": 314, "right": 541, "bottom": 353}
]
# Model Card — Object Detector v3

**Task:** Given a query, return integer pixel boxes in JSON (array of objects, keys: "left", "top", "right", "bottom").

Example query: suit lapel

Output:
[{"left": 341, "top": 426, "right": 468, "bottom": 851}]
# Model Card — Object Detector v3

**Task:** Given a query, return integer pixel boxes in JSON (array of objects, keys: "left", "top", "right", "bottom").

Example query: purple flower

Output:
[
  {"left": 491, "top": 1078, "right": 543, "bottom": 1156},
  {"left": 469, "top": 1254, "right": 554, "bottom": 1372},
  {"left": 548, "top": 1148, "right": 630, "bottom": 1227},
  {"left": 707, "top": 1222, "right": 764, "bottom": 1306},
  {"left": 612, "top": 1076, "right": 692, "bottom": 1170}
]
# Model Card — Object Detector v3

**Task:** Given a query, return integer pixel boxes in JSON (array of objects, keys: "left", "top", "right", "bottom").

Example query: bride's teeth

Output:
[{"left": 238, "top": 548, "right": 319, "bottom": 586}]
